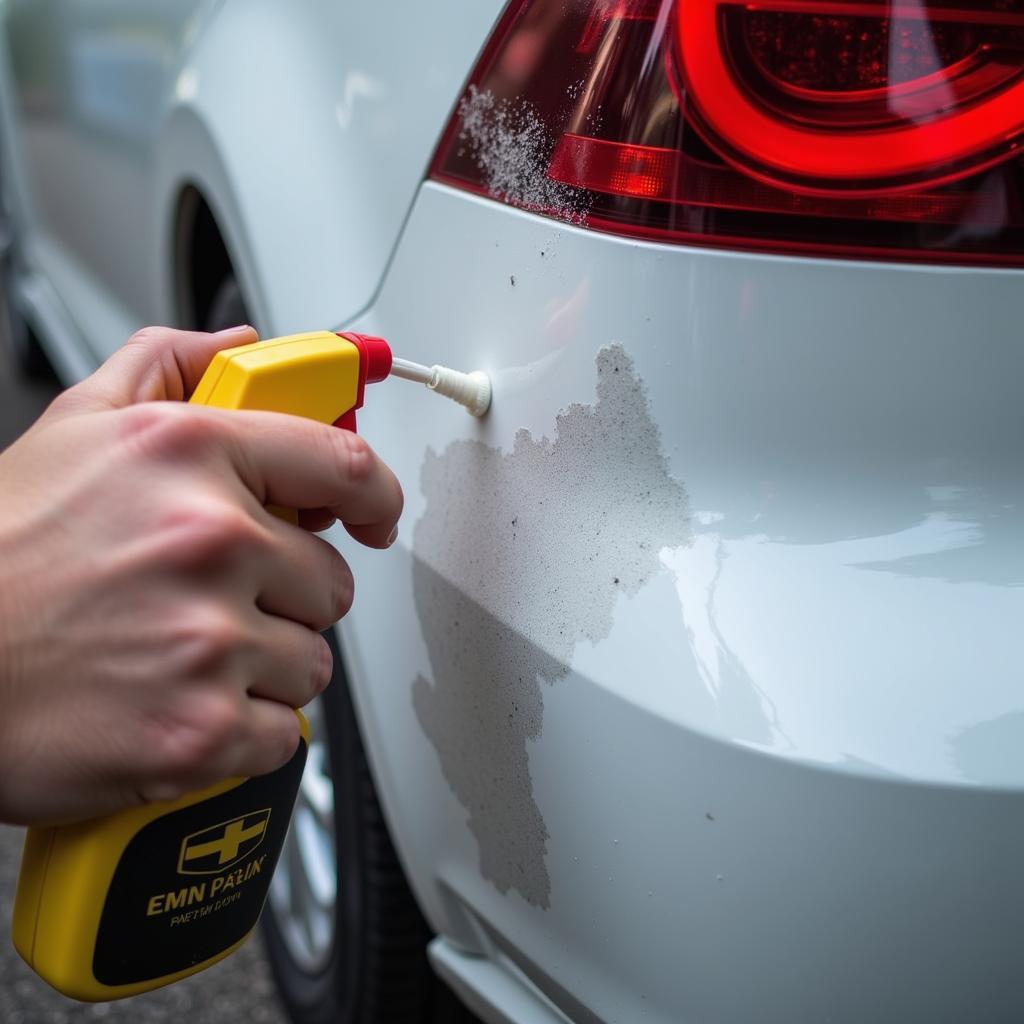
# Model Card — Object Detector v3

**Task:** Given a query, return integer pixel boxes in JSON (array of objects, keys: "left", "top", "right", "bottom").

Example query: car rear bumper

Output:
[{"left": 336, "top": 181, "right": 1024, "bottom": 1024}]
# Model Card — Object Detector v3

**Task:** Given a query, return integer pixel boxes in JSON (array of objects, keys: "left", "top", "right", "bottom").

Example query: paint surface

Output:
[{"left": 412, "top": 345, "right": 691, "bottom": 907}]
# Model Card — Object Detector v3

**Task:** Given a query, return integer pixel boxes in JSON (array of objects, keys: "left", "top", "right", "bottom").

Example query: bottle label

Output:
[{"left": 91, "top": 738, "right": 307, "bottom": 986}]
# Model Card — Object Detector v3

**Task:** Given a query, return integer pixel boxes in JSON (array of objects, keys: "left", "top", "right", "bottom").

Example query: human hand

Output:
[{"left": 0, "top": 326, "right": 402, "bottom": 825}]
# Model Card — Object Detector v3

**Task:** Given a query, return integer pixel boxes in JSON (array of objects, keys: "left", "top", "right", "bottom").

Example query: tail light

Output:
[{"left": 429, "top": 0, "right": 1024, "bottom": 264}]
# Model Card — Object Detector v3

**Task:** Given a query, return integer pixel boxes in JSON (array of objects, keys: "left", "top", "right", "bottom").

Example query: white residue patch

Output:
[
  {"left": 456, "top": 86, "right": 588, "bottom": 225},
  {"left": 412, "top": 345, "right": 690, "bottom": 907}
]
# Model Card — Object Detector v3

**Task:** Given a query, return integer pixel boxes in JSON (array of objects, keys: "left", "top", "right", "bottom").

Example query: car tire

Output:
[
  {"left": 263, "top": 627, "right": 480, "bottom": 1024},
  {"left": 202, "top": 275, "right": 249, "bottom": 335}
]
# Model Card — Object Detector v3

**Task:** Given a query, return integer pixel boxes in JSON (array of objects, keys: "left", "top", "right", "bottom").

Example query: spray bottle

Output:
[{"left": 12, "top": 330, "right": 489, "bottom": 1000}]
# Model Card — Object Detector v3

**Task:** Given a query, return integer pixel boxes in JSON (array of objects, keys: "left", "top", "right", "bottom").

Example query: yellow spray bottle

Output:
[{"left": 11, "top": 330, "right": 489, "bottom": 1001}]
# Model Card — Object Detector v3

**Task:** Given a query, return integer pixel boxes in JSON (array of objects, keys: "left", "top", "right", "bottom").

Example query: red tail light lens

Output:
[
  {"left": 683, "top": 2, "right": 1024, "bottom": 195},
  {"left": 429, "top": 0, "right": 1024, "bottom": 264}
]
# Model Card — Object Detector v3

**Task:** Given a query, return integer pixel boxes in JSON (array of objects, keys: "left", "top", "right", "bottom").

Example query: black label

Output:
[{"left": 92, "top": 739, "right": 307, "bottom": 986}]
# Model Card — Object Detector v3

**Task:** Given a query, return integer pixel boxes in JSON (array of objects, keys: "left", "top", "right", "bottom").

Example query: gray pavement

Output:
[{"left": 0, "top": 331, "right": 291, "bottom": 1023}]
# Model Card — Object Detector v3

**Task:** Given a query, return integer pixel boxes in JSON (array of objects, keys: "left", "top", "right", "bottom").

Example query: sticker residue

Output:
[{"left": 412, "top": 346, "right": 691, "bottom": 907}]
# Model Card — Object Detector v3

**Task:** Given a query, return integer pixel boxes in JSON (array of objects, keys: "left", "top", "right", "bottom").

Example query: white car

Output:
[{"left": 3, "top": 2, "right": 1023, "bottom": 1022}]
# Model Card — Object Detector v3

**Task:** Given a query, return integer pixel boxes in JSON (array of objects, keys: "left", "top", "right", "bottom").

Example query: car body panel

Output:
[
  {"left": 337, "top": 182, "right": 1024, "bottom": 1023},
  {"left": 1, "top": 0, "right": 502, "bottom": 363}
]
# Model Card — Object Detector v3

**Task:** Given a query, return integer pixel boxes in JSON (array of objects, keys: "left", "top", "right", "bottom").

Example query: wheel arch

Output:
[
  {"left": 155, "top": 96, "right": 271, "bottom": 332},
  {"left": 154, "top": 0, "right": 445, "bottom": 339}
]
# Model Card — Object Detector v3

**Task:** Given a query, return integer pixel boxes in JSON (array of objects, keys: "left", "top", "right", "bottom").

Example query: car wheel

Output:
[{"left": 263, "top": 627, "right": 479, "bottom": 1024}]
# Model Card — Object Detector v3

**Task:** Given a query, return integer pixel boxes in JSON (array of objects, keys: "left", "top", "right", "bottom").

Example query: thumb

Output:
[{"left": 54, "top": 325, "right": 259, "bottom": 414}]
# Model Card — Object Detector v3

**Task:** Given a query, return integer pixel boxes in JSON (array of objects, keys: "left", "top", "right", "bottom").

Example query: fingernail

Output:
[
  {"left": 215, "top": 324, "right": 254, "bottom": 337},
  {"left": 386, "top": 525, "right": 399, "bottom": 547}
]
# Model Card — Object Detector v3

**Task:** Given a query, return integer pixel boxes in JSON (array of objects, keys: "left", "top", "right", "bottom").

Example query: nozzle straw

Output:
[
  {"left": 390, "top": 358, "right": 434, "bottom": 385},
  {"left": 390, "top": 358, "right": 492, "bottom": 417}
]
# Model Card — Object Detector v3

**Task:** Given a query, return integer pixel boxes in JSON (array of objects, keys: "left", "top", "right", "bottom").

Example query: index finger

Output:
[{"left": 213, "top": 408, "right": 403, "bottom": 549}]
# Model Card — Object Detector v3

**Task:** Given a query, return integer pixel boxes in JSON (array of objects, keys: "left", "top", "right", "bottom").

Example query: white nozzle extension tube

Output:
[
  {"left": 390, "top": 358, "right": 492, "bottom": 417},
  {"left": 428, "top": 366, "right": 492, "bottom": 417}
]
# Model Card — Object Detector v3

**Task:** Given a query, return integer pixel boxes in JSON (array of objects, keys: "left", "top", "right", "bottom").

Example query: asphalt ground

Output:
[{"left": 0, "top": 326, "right": 292, "bottom": 1024}]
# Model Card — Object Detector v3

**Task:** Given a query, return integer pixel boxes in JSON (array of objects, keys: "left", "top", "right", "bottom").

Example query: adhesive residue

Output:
[
  {"left": 455, "top": 86, "right": 588, "bottom": 225},
  {"left": 412, "top": 346, "right": 691, "bottom": 907}
]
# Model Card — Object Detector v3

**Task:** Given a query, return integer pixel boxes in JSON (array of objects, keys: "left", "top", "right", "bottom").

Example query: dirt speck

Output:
[{"left": 412, "top": 345, "right": 691, "bottom": 907}]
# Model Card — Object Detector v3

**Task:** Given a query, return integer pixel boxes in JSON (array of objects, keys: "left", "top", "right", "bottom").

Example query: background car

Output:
[{"left": 3, "top": 2, "right": 1024, "bottom": 1023}]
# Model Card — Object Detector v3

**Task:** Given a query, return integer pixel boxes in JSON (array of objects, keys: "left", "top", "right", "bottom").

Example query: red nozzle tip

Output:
[
  {"left": 358, "top": 335, "right": 393, "bottom": 382},
  {"left": 336, "top": 332, "right": 393, "bottom": 383}
]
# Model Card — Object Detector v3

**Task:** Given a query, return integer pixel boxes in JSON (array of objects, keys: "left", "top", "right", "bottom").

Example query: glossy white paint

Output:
[{"left": 338, "top": 183, "right": 1024, "bottom": 1023}]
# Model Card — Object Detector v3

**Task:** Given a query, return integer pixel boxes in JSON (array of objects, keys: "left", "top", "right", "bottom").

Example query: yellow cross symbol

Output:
[{"left": 185, "top": 818, "right": 267, "bottom": 867}]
